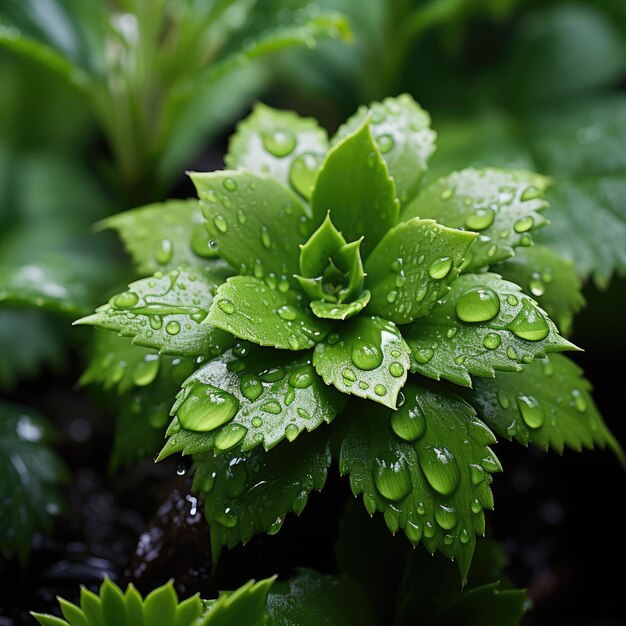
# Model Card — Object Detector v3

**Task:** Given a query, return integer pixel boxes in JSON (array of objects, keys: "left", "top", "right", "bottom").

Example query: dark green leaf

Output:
[
  {"left": 494, "top": 245, "right": 584, "bottom": 335},
  {"left": 311, "top": 118, "right": 399, "bottom": 255},
  {"left": 191, "top": 171, "right": 312, "bottom": 284},
  {"left": 77, "top": 265, "right": 235, "bottom": 357},
  {"left": 338, "top": 382, "right": 500, "bottom": 580},
  {"left": 333, "top": 94, "right": 436, "bottom": 205},
  {"left": 266, "top": 568, "right": 376, "bottom": 626},
  {"left": 313, "top": 316, "right": 410, "bottom": 409},
  {"left": 462, "top": 354, "right": 624, "bottom": 460},
  {"left": 207, "top": 276, "right": 330, "bottom": 351},
  {"left": 193, "top": 429, "right": 331, "bottom": 560},
  {"left": 101, "top": 199, "right": 217, "bottom": 274},
  {"left": 402, "top": 168, "right": 549, "bottom": 271},
  {"left": 404, "top": 273, "right": 576, "bottom": 387},
  {"left": 365, "top": 218, "right": 476, "bottom": 324},
  {"left": 225, "top": 103, "right": 329, "bottom": 201},
  {"left": 0, "top": 401, "right": 67, "bottom": 561},
  {"left": 162, "top": 347, "right": 344, "bottom": 457}
]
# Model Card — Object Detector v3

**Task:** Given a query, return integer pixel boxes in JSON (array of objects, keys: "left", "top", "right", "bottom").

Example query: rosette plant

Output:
[{"left": 78, "top": 94, "right": 621, "bottom": 580}]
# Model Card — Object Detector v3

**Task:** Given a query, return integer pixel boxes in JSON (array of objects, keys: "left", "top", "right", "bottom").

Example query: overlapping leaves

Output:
[{"left": 80, "top": 94, "right": 620, "bottom": 576}]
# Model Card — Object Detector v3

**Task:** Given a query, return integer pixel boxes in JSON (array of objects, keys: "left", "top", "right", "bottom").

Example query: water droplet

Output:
[
  {"left": 513, "top": 216, "right": 534, "bottom": 233},
  {"left": 470, "top": 464, "right": 486, "bottom": 485},
  {"left": 289, "top": 152, "right": 321, "bottom": 198},
  {"left": 446, "top": 328, "right": 457, "bottom": 338},
  {"left": 285, "top": 424, "right": 299, "bottom": 442},
  {"left": 373, "top": 452, "right": 412, "bottom": 501},
  {"left": 218, "top": 299, "right": 236, "bottom": 314},
  {"left": 440, "top": 188, "right": 453, "bottom": 201},
  {"left": 497, "top": 391, "right": 510, "bottom": 409},
  {"left": 374, "top": 384, "right": 387, "bottom": 396},
  {"left": 166, "top": 320, "right": 181, "bottom": 335},
  {"left": 261, "top": 128, "right": 296, "bottom": 157},
  {"left": 240, "top": 374, "right": 263, "bottom": 401},
  {"left": 506, "top": 346, "right": 518, "bottom": 361},
  {"left": 223, "top": 177, "right": 238, "bottom": 191},
  {"left": 359, "top": 381, "right": 369, "bottom": 390},
  {"left": 428, "top": 257, "right": 453, "bottom": 280},
  {"left": 520, "top": 234, "right": 532, "bottom": 246},
  {"left": 423, "top": 522, "right": 436, "bottom": 538},
  {"left": 471, "top": 500, "right": 482, "bottom": 514},
  {"left": 377, "top": 134, "right": 394, "bottom": 154},
  {"left": 261, "top": 225, "right": 271, "bottom": 249},
  {"left": 237, "top": 210, "right": 247, "bottom": 224},
  {"left": 529, "top": 276, "right": 545, "bottom": 296},
  {"left": 149, "top": 315, "right": 162, "bottom": 330},
  {"left": 260, "top": 367, "right": 285, "bottom": 382},
  {"left": 465, "top": 208, "right": 495, "bottom": 231},
  {"left": 414, "top": 348, "right": 434, "bottom": 364},
  {"left": 387, "top": 290, "right": 398, "bottom": 303},
  {"left": 572, "top": 389, "right": 587, "bottom": 413},
  {"left": 190, "top": 310, "right": 208, "bottom": 323},
  {"left": 133, "top": 355, "right": 160, "bottom": 386},
  {"left": 508, "top": 301, "right": 549, "bottom": 341},
  {"left": 289, "top": 367, "right": 314, "bottom": 388},
  {"left": 215, "top": 423, "right": 247, "bottom": 450},
  {"left": 351, "top": 341, "right": 383, "bottom": 371},
  {"left": 506, "top": 294, "right": 518, "bottom": 306},
  {"left": 456, "top": 287, "right": 500, "bottom": 323},
  {"left": 543, "top": 360, "right": 554, "bottom": 377},
  {"left": 176, "top": 464, "right": 186, "bottom": 476},
  {"left": 178, "top": 384, "right": 240, "bottom": 431},
  {"left": 483, "top": 332, "right": 501, "bottom": 350},
  {"left": 190, "top": 224, "right": 215, "bottom": 259},
  {"left": 113, "top": 291, "right": 139, "bottom": 309},
  {"left": 154, "top": 238, "right": 173, "bottom": 265},
  {"left": 216, "top": 507, "right": 238, "bottom": 528},
  {"left": 419, "top": 446, "right": 460, "bottom": 496},
  {"left": 288, "top": 335, "right": 300, "bottom": 350},
  {"left": 521, "top": 186, "right": 541, "bottom": 201},
  {"left": 435, "top": 504, "right": 457, "bottom": 530},
  {"left": 391, "top": 402, "right": 426, "bottom": 442},
  {"left": 517, "top": 394, "right": 545, "bottom": 429},
  {"left": 213, "top": 215, "right": 228, "bottom": 232},
  {"left": 276, "top": 305, "right": 297, "bottom": 321},
  {"left": 252, "top": 417, "right": 263, "bottom": 428},
  {"left": 389, "top": 362, "right": 404, "bottom": 378},
  {"left": 261, "top": 401, "right": 282, "bottom": 414}
]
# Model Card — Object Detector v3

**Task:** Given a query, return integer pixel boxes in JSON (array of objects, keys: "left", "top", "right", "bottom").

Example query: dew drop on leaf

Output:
[
  {"left": 214, "top": 423, "right": 248, "bottom": 451},
  {"left": 288, "top": 367, "right": 314, "bottom": 389},
  {"left": 240, "top": 374, "right": 263, "bottom": 401},
  {"left": 435, "top": 504, "right": 457, "bottom": 530},
  {"left": 513, "top": 216, "right": 534, "bottom": 233},
  {"left": 572, "top": 389, "right": 587, "bottom": 413},
  {"left": 113, "top": 291, "right": 139, "bottom": 309},
  {"left": 507, "top": 301, "right": 549, "bottom": 341},
  {"left": 517, "top": 394, "right": 545, "bottom": 429},
  {"left": 419, "top": 446, "right": 461, "bottom": 496},
  {"left": 285, "top": 424, "right": 299, "bottom": 442},
  {"left": 154, "top": 238, "right": 173, "bottom": 265},
  {"left": 373, "top": 452, "right": 412, "bottom": 501},
  {"left": 428, "top": 256, "right": 453, "bottom": 280},
  {"left": 222, "top": 177, "right": 238, "bottom": 192},
  {"left": 213, "top": 215, "right": 228, "bottom": 232},
  {"left": 455, "top": 286, "right": 500, "bottom": 323},
  {"left": 377, "top": 134, "right": 394, "bottom": 154},
  {"left": 217, "top": 299, "right": 236, "bottom": 314},
  {"left": 132, "top": 355, "right": 160, "bottom": 386},
  {"left": 391, "top": 402, "right": 426, "bottom": 442},
  {"left": 261, "top": 128, "right": 296, "bottom": 157},
  {"left": 149, "top": 314, "right": 162, "bottom": 329},
  {"left": 388, "top": 361, "right": 404, "bottom": 377},
  {"left": 351, "top": 340, "right": 383, "bottom": 371},
  {"left": 289, "top": 152, "right": 322, "bottom": 199},
  {"left": 166, "top": 320, "right": 181, "bottom": 335},
  {"left": 261, "top": 225, "right": 272, "bottom": 249},
  {"left": 483, "top": 332, "right": 501, "bottom": 350},
  {"left": 276, "top": 305, "right": 297, "bottom": 321},
  {"left": 465, "top": 208, "right": 495, "bottom": 231},
  {"left": 414, "top": 348, "right": 434, "bottom": 364},
  {"left": 177, "top": 384, "right": 240, "bottom": 432},
  {"left": 374, "top": 384, "right": 387, "bottom": 396}
]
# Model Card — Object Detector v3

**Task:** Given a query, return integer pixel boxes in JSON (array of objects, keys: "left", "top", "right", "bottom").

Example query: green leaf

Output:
[
  {"left": 462, "top": 354, "right": 624, "bottom": 460},
  {"left": 191, "top": 171, "right": 312, "bottom": 284},
  {"left": 338, "top": 382, "right": 501, "bottom": 580},
  {"left": 29, "top": 579, "right": 204, "bottom": 626},
  {"left": 333, "top": 94, "right": 436, "bottom": 205},
  {"left": 313, "top": 316, "right": 410, "bottom": 409},
  {"left": 266, "top": 568, "right": 377, "bottom": 626},
  {"left": 404, "top": 273, "right": 576, "bottom": 387},
  {"left": 0, "top": 401, "right": 67, "bottom": 562},
  {"left": 80, "top": 331, "right": 163, "bottom": 394},
  {"left": 193, "top": 429, "right": 331, "bottom": 559},
  {"left": 402, "top": 168, "right": 549, "bottom": 271},
  {"left": 225, "top": 103, "right": 329, "bottom": 201},
  {"left": 364, "top": 218, "right": 476, "bottom": 324},
  {"left": 207, "top": 276, "right": 331, "bottom": 351},
  {"left": 101, "top": 199, "right": 217, "bottom": 274},
  {"left": 201, "top": 578, "right": 273, "bottom": 626},
  {"left": 161, "top": 346, "right": 344, "bottom": 457},
  {"left": 76, "top": 264, "right": 235, "bottom": 357},
  {"left": 310, "top": 291, "right": 371, "bottom": 320},
  {"left": 494, "top": 245, "right": 584, "bottom": 335},
  {"left": 311, "top": 117, "right": 399, "bottom": 255}
]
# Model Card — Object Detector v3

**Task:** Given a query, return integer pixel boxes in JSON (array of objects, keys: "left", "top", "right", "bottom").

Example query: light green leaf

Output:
[
  {"left": 311, "top": 118, "right": 399, "bottom": 256},
  {"left": 494, "top": 245, "right": 584, "bottom": 335},
  {"left": 402, "top": 168, "right": 549, "bottom": 271},
  {"left": 101, "top": 578, "right": 126, "bottom": 626},
  {"left": 191, "top": 170, "right": 312, "bottom": 284},
  {"left": 462, "top": 354, "right": 623, "bottom": 460},
  {"left": 201, "top": 578, "right": 273, "bottom": 626},
  {"left": 161, "top": 346, "right": 344, "bottom": 457},
  {"left": 266, "top": 568, "right": 376, "bottom": 626},
  {"left": 404, "top": 273, "right": 576, "bottom": 387},
  {"left": 193, "top": 429, "right": 331, "bottom": 560},
  {"left": 101, "top": 199, "right": 217, "bottom": 274},
  {"left": 207, "top": 276, "right": 331, "bottom": 350},
  {"left": 364, "top": 218, "right": 476, "bottom": 324},
  {"left": 76, "top": 264, "right": 235, "bottom": 357},
  {"left": 225, "top": 103, "right": 329, "bottom": 200},
  {"left": 143, "top": 582, "right": 178, "bottom": 626},
  {"left": 313, "top": 316, "right": 410, "bottom": 409},
  {"left": 338, "top": 382, "right": 501, "bottom": 580},
  {"left": 333, "top": 94, "right": 436, "bottom": 205},
  {"left": 310, "top": 291, "right": 371, "bottom": 320},
  {"left": 0, "top": 401, "right": 67, "bottom": 562}
]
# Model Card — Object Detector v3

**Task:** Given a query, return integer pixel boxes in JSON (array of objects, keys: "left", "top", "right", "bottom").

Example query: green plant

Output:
[
  {"left": 0, "top": 0, "right": 350, "bottom": 200},
  {"left": 77, "top": 94, "right": 621, "bottom": 583}
]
